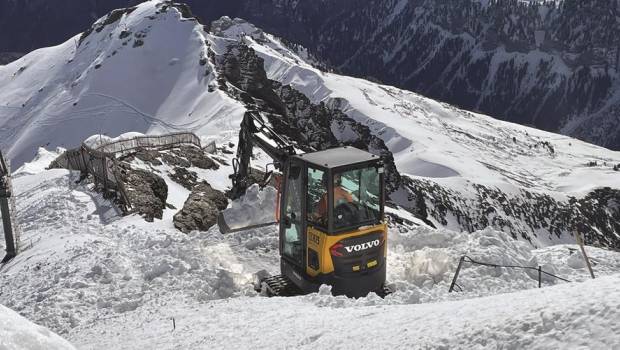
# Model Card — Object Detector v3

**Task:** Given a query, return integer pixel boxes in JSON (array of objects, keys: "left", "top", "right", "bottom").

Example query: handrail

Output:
[
  {"left": 94, "top": 132, "right": 202, "bottom": 155},
  {"left": 448, "top": 255, "right": 571, "bottom": 293}
]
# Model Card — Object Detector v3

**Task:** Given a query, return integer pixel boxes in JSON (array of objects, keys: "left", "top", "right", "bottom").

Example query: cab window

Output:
[{"left": 333, "top": 166, "right": 381, "bottom": 230}]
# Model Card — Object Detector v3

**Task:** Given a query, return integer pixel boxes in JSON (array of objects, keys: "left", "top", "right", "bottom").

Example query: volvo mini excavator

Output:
[{"left": 218, "top": 111, "right": 389, "bottom": 298}]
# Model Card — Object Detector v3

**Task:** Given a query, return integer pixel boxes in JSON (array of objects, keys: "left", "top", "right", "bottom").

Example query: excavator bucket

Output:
[
  {"left": 217, "top": 212, "right": 276, "bottom": 234},
  {"left": 217, "top": 183, "right": 279, "bottom": 234}
]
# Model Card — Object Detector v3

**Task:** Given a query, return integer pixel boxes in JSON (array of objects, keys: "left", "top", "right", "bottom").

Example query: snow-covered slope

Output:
[{"left": 0, "top": 304, "right": 76, "bottom": 350}]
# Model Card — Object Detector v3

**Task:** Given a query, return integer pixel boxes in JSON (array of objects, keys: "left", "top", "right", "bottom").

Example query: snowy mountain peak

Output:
[{"left": 0, "top": 1, "right": 245, "bottom": 167}]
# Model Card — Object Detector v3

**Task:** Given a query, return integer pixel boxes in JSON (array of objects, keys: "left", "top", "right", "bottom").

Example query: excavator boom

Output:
[
  {"left": 229, "top": 111, "right": 298, "bottom": 199},
  {"left": 218, "top": 111, "right": 301, "bottom": 233}
]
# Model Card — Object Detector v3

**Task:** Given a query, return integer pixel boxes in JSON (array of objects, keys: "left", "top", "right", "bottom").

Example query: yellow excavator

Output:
[
  {"left": 218, "top": 111, "right": 389, "bottom": 298},
  {"left": 1, "top": 150, "right": 19, "bottom": 263}
]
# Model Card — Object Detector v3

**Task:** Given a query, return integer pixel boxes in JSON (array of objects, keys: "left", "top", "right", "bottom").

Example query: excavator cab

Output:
[{"left": 276, "top": 146, "right": 387, "bottom": 297}]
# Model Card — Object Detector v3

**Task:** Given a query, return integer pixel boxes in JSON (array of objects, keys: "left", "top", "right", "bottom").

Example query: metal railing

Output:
[
  {"left": 95, "top": 132, "right": 202, "bottom": 155},
  {"left": 448, "top": 255, "right": 571, "bottom": 293},
  {"left": 50, "top": 145, "right": 132, "bottom": 212}
]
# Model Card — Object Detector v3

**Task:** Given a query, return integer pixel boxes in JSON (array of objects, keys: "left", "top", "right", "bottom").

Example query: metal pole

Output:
[
  {"left": 576, "top": 231, "right": 595, "bottom": 279},
  {"left": 0, "top": 198, "right": 16, "bottom": 261},
  {"left": 449, "top": 256, "right": 465, "bottom": 293}
]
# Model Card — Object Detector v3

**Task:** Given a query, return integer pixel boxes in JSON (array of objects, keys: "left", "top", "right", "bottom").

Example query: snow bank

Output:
[
  {"left": 69, "top": 274, "right": 620, "bottom": 350},
  {"left": 0, "top": 305, "right": 76, "bottom": 350}
]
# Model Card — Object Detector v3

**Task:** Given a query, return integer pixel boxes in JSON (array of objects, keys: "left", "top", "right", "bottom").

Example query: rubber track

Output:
[{"left": 258, "top": 275, "right": 304, "bottom": 297}]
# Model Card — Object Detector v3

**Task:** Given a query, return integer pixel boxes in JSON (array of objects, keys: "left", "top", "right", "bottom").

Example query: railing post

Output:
[
  {"left": 575, "top": 231, "right": 595, "bottom": 279},
  {"left": 449, "top": 256, "right": 465, "bottom": 293},
  {"left": 538, "top": 266, "right": 542, "bottom": 288}
]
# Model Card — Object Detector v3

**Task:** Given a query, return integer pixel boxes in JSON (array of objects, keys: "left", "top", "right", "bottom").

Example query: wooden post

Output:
[
  {"left": 575, "top": 231, "right": 595, "bottom": 279},
  {"left": 538, "top": 266, "right": 542, "bottom": 288},
  {"left": 449, "top": 256, "right": 465, "bottom": 293}
]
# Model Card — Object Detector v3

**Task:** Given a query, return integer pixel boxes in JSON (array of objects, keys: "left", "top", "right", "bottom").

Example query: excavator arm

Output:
[
  {"left": 229, "top": 111, "right": 298, "bottom": 199},
  {"left": 218, "top": 111, "right": 301, "bottom": 233}
]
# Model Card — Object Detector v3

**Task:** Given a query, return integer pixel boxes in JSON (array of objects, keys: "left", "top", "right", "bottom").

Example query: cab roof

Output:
[{"left": 293, "top": 146, "right": 380, "bottom": 169}]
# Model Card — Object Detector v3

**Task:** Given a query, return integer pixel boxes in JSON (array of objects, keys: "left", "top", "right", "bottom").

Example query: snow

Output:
[
  {"left": 1, "top": 2, "right": 620, "bottom": 349},
  {"left": 0, "top": 305, "right": 76, "bottom": 350},
  {"left": 66, "top": 274, "right": 620, "bottom": 350},
  {"left": 1, "top": 152, "right": 620, "bottom": 349}
]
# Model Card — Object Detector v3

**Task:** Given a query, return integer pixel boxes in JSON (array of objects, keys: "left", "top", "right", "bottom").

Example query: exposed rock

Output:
[
  {"left": 120, "top": 145, "right": 218, "bottom": 171},
  {"left": 169, "top": 167, "right": 198, "bottom": 190},
  {"left": 218, "top": 43, "right": 400, "bottom": 192},
  {"left": 120, "top": 166, "right": 168, "bottom": 222},
  {"left": 160, "top": 152, "right": 191, "bottom": 168},
  {"left": 406, "top": 177, "right": 620, "bottom": 249},
  {"left": 120, "top": 149, "right": 162, "bottom": 166},
  {"left": 173, "top": 182, "right": 228, "bottom": 233},
  {"left": 170, "top": 146, "right": 219, "bottom": 170}
]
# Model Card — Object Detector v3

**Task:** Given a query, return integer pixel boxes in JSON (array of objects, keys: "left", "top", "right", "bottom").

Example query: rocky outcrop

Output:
[
  {"left": 405, "top": 178, "right": 620, "bottom": 248},
  {"left": 217, "top": 43, "right": 401, "bottom": 192},
  {"left": 117, "top": 145, "right": 222, "bottom": 227},
  {"left": 125, "top": 146, "right": 219, "bottom": 171},
  {"left": 119, "top": 166, "right": 168, "bottom": 222},
  {"left": 173, "top": 182, "right": 228, "bottom": 233},
  {"left": 170, "top": 167, "right": 198, "bottom": 190}
]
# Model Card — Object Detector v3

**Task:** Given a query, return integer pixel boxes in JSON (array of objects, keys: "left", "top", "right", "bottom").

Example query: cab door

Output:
[{"left": 280, "top": 160, "right": 305, "bottom": 267}]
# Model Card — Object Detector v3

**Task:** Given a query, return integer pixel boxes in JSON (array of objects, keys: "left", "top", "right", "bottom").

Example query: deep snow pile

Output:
[
  {"left": 0, "top": 304, "right": 76, "bottom": 350},
  {"left": 1, "top": 152, "right": 619, "bottom": 349}
]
